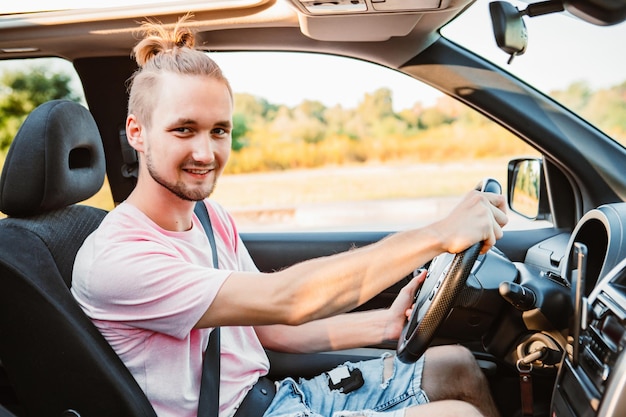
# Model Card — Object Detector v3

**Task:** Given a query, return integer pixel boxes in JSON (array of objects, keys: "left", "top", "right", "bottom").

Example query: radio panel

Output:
[
  {"left": 579, "top": 297, "right": 623, "bottom": 395},
  {"left": 552, "top": 257, "right": 626, "bottom": 417}
]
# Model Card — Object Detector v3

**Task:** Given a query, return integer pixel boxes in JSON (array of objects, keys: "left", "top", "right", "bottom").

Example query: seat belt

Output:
[{"left": 194, "top": 201, "right": 220, "bottom": 417}]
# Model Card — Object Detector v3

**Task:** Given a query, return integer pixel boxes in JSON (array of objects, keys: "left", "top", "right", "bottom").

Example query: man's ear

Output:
[{"left": 126, "top": 114, "right": 145, "bottom": 152}]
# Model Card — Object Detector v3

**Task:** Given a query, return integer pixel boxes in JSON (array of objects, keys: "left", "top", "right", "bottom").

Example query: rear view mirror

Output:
[
  {"left": 489, "top": 1, "right": 528, "bottom": 64},
  {"left": 507, "top": 158, "right": 550, "bottom": 220},
  {"left": 489, "top": 1, "right": 565, "bottom": 64}
]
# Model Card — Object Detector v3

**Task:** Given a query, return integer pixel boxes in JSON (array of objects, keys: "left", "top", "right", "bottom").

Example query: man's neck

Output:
[{"left": 126, "top": 187, "right": 196, "bottom": 232}]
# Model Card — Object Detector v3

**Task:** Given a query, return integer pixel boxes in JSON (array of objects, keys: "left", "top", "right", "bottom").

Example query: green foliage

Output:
[
  {"left": 358, "top": 88, "right": 394, "bottom": 120},
  {"left": 2, "top": 65, "right": 625, "bottom": 172},
  {"left": 224, "top": 81, "right": 626, "bottom": 173},
  {"left": 419, "top": 107, "right": 452, "bottom": 129},
  {"left": 296, "top": 100, "right": 326, "bottom": 122},
  {"left": 584, "top": 82, "right": 626, "bottom": 133},
  {"left": 231, "top": 113, "right": 250, "bottom": 151},
  {"left": 0, "top": 66, "right": 80, "bottom": 151},
  {"left": 234, "top": 93, "right": 278, "bottom": 122},
  {"left": 551, "top": 81, "right": 593, "bottom": 114},
  {"left": 551, "top": 80, "right": 626, "bottom": 146}
]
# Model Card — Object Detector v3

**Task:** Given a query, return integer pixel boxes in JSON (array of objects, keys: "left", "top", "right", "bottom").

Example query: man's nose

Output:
[{"left": 192, "top": 135, "right": 215, "bottom": 163}]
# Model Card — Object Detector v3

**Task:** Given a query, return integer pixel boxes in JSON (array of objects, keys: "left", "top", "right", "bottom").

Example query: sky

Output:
[{"left": 2, "top": 0, "right": 625, "bottom": 112}]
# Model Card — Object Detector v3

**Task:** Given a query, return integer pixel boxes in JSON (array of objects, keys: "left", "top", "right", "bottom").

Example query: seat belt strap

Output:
[
  {"left": 195, "top": 200, "right": 219, "bottom": 268},
  {"left": 194, "top": 201, "right": 220, "bottom": 417}
]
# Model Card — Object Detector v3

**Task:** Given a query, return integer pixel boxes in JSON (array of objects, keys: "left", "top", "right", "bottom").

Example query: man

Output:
[{"left": 72, "top": 16, "right": 507, "bottom": 417}]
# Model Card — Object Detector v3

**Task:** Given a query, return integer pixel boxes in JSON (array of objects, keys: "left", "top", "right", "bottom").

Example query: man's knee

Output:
[
  {"left": 426, "top": 345, "right": 481, "bottom": 375},
  {"left": 450, "top": 345, "right": 482, "bottom": 374},
  {"left": 422, "top": 345, "right": 486, "bottom": 401},
  {"left": 440, "top": 344, "right": 476, "bottom": 364}
]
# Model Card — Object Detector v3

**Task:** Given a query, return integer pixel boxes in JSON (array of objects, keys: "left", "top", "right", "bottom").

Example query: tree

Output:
[
  {"left": 357, "top": 88, "right": 394, "bottom": 121},
  {"left": 583, "top": 82, "right": 626, "bottom": 133},
  {"left": 231, "top": 113, "right": 250, "bottom": 151},
  {"left": 550, "top": 81, "right": 592, "bottom": 114},
  {"left": 419, "top": 107, "right": 451, "bottom": 129},
  {"left": 0, "top": 66, "right": 80, "bottom": 151},
  {"left": 296, "top": 100, "right": 326, "bottom": 122},
  {"left": 233, "top": 93, "right": 278, "bottom": 122}
]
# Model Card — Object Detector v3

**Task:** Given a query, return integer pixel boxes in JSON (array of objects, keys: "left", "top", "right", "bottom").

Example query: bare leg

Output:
[
  {"left": 420, "top": 345, "right": 500, "bottom": 417},
  {"left": 344, "top": 400, "right": 483, "bottom": 417},
  {"left": 405, "top": 399, "right": 484, "bottom": 417}
]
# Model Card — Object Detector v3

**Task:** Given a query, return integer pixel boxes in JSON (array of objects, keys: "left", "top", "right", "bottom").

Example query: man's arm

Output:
[
  {"left": 195, "top": 191, "right": 507, "bottom": 329},
  {"left": 254, "top": 273, "right": 424, "bottom": 353}
]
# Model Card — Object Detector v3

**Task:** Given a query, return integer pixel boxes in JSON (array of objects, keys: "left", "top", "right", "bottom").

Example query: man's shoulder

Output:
[{"left": 92, "top": 202, "right": 161, "bottom": 245}]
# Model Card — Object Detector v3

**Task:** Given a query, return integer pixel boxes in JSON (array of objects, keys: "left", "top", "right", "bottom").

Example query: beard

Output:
[{"left": 145, "top": 152, "right": 218, "bottom": 202}]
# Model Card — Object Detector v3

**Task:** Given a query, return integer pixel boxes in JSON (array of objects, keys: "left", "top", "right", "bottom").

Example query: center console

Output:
[{"left": 551, "top": 257, "right": 626, "bottom": 417}]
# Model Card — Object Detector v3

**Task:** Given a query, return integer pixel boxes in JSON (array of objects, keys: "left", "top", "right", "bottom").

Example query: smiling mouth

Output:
[{"left": 185, "top": 168, "right": 211, "bottom": 175}]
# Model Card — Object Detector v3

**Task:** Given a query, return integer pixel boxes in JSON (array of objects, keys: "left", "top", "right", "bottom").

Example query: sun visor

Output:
[{"left": 288, "top": 0, "right": 463, "bottom": 41}]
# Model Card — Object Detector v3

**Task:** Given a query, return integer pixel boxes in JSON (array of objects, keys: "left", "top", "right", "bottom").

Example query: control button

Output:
[{"left": 602, "top": 364, "right": 610, "bottom": 382}]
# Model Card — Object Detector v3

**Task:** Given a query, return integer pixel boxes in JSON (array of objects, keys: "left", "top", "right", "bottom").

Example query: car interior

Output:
[{"left": 0, "top": 0, "right": 626, "bottom": 416}]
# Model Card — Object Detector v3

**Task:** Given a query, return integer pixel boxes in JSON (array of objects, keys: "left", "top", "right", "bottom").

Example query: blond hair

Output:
[{"left": 127, "top": 14, "right": 232, "bottom": 126}]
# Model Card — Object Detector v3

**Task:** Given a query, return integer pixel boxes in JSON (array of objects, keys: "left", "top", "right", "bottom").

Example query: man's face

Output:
[{"left": 135, "top": 72, "right": 233, "bottom": 202}]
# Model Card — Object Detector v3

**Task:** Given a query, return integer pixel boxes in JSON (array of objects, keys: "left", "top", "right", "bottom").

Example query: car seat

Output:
[{"left": 0, "top": 100, "right": 156, "bottom": 416}]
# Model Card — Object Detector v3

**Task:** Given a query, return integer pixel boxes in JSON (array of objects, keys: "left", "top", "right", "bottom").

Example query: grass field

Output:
[{"left": 213, "top": 159, "right": 508, "bottom": 206}]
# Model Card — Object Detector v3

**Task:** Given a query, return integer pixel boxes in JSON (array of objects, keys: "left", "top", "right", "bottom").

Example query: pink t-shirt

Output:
[{"left": 71, "top": 200, "right": 269, "bottom": 417}]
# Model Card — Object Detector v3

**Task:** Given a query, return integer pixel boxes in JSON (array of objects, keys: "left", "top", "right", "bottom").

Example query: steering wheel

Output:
[{"left": 397, "top": 178, "right": 502, "bottom": 363}]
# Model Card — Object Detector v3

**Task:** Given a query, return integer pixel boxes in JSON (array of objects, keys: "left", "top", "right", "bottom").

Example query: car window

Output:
[
  {"left": 210, "top": 51, "right": 543, "bottom": 232},
  {"left": 0, "top": 57, "right": 114, "bottom": 217}
]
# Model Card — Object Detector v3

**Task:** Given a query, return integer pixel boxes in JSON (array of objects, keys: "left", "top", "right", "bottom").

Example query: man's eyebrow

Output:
[
  {"left": 166, "top": 118, "right": 231, "bottom": 127},
  {"left": 167, "top": 118, "right": 197, "bottom": 127},
  {"left": 215, "top": 120, "right": 233, "bottom": 129}
]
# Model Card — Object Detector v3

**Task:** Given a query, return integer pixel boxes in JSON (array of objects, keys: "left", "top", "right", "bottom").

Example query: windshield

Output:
[{"left": 443, "top": 0, "right": 626, "bottom": 146}]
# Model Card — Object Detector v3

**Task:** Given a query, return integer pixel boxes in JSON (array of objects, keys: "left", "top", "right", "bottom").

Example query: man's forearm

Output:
[{"left": 256, "top": 308, "right": 392, "bottom": 354}]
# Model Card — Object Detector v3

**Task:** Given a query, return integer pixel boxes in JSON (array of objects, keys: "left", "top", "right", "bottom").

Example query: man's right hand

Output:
[{"left": 432, "top": 190, "right": 508, "bottom": 255}]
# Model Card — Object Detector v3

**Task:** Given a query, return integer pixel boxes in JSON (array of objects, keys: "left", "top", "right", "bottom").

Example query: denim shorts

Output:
[{"left": 263, "top": 353, "right": 429, "bottom": 417}]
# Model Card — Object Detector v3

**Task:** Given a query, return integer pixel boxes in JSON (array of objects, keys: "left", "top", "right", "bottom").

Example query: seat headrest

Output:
[{"left": 0, "top": 100, "right": 106, "bottom": 217}]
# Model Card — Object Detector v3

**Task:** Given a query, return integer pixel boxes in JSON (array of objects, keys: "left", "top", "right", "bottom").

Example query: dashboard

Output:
[
  {"left": 478, "top": 202, "right": 626, "bottom": 417},
  {"left": 543, "top": 203, "right": 626, "bottom": 417}
]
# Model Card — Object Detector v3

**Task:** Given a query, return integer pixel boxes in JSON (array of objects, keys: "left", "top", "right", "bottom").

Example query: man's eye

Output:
[
  {"left": 170, "top": 127, "right": 197, "bottom": 137},
  {"left": 213, "top": 128, "right": 229, "bottom": 136}
]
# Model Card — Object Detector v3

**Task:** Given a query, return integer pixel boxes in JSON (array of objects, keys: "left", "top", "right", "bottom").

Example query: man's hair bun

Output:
[{"left": 132, "top": 14, "right": 196, "bottom": 68}]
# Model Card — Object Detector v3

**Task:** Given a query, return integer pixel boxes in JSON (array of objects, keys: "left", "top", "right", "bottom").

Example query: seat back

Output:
[{"left": 0, "top": 100, "right": 156, "bottom": 416}]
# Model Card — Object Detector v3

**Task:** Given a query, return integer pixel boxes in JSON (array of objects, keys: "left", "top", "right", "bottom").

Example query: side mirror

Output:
[{"left": 507, "top": 158, "right": 550, "bottom": 220}]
